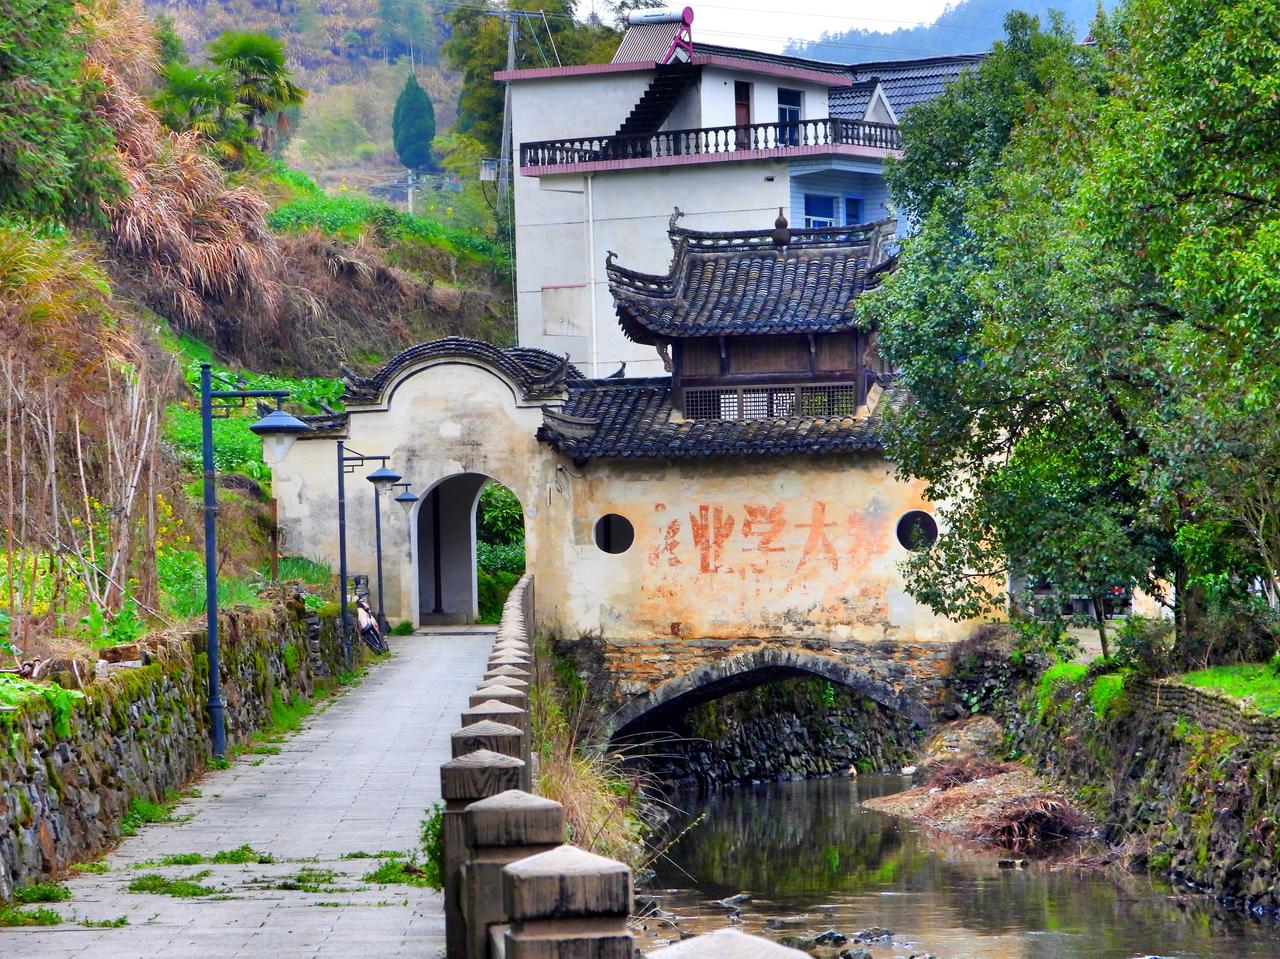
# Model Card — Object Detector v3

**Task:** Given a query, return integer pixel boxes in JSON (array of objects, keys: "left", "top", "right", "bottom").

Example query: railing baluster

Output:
[{"left": 519, "top": 118, "right": 901, "bottom": 167}]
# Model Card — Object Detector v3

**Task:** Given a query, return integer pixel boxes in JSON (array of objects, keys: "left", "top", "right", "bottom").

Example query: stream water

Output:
[{"left": 639, "top": 776, "right": 1280, "bottom": 958}]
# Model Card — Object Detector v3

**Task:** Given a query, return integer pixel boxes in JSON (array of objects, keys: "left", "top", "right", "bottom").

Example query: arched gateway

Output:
[{"left": 272, "top": 218, "right": 983, "bottom": 718}]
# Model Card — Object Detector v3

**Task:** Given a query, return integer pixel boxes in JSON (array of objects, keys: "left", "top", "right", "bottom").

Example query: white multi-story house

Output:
[{"left": 502, "top": 10, "right": 979, "bottom": 376}]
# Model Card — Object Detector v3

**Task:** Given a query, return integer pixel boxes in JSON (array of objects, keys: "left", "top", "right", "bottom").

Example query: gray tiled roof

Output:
[
  {"left": 848, "top": 54, "right": 984, "bottom": 115},
  {"left": 607, "top": 218, "right": 896, "bottom": 344},
  {"left": 828, "top": 79, "right": 879, "bottom": 120},
  {"left": 693, "top": 41, "right": 852, "bottom": 76},
  {"left": 537, "top": 377, "right": 896, "bottom": 463}
]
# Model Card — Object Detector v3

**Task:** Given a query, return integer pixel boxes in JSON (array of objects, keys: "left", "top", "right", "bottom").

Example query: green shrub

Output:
[
  {"left": 419, "top": 802, "right": 444, "bottom": 889},
  {"left": 389, "top": 620, "right": 415, "bottom": 636},
  {"left": 0, "top": 675, "right": 84, "bottom": 739},
  {"left": 477, "top": 568, "right": 519, "bottom": 624},
  {"left": 265, "top": 159, "right": 322, "bottom": 198},
  {"left": 476, "top": 540, "right": 525, "bottom": 574}
]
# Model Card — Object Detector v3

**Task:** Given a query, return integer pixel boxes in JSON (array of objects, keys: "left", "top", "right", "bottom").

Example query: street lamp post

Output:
[
  {"left": 335, "top": 443, "right": 395, "bottom": 662},
  {"left": 365, "top": 465, "right": 402, "bottom": 634},
  {"left": 199, "top": 364, "right": 310, "bottom": 759}
]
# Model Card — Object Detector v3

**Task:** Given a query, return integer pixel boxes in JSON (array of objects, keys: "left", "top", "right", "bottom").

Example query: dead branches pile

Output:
[{"left": 966, "top": 796, "right": 1090, "bottom": 851}]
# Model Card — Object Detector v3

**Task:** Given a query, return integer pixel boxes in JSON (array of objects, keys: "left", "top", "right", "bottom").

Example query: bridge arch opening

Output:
[
  {"left": 412, "top": 473, "right": 524, "bottom": 625},
  {"left": 608, "top": 650, "right": 927, "bottom": 789}
]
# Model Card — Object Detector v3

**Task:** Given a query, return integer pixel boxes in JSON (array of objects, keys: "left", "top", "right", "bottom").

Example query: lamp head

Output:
[
  {"left": 394, "top": 487, "right": 418, "bottom": 516},
  {"left": 250, "top": 408, "right": 311, "bottom": 464},
  {"left": 367, "top": 465, "right": 402, "bottom": 488}
]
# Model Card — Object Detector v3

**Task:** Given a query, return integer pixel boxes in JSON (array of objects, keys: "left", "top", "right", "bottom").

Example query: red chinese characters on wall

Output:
[{"left": 650, "top": 501, "right": 873, "bottom": 579}]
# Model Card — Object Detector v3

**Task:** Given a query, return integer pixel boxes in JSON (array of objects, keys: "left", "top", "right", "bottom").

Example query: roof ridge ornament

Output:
[{"left": 772, "top": 208, "right": 791, "bottom": 248}]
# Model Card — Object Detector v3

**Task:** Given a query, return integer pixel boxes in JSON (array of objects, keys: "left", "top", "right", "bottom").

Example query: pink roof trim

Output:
[
  {"left": 496, "top": 61, "right": 657, "bottom": 82},
  {"left": 519, "top": 142, "right": 898, "bottom": 177},
  {"left": 496, "top": 54, "right": 853, "bottom": 87},
  {"left": 691, "top": 54, "right": 853, "bottom": 87}
]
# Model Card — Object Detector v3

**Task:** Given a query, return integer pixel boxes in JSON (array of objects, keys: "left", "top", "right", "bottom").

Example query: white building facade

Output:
[{"left": 502, "top": 15, "right": 980, "bottom": 377}]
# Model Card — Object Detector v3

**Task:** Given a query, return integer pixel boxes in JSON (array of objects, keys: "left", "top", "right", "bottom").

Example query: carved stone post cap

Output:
[
  {"left": 440, "top": 748, "right": 526, "bottom": 799},
  {"left": 486, "top": 664, "right": 532, "bottom": 679},
  {"left": 492, "top": 637, "right": 529, "bottom": 648},
  {"left": 478, "top": 675, "right": 529, "bottom": 690},
  {"left": 647, "top": 929, "right": 812, "bottom": 958},
  {"left": 470, "top": 685, "right": 528, "bottom": 709},
  {"left": 503, "top": 844, "right": 632, "bottom": 920},
  {"left": 464, "top": 789, "right": 565, "bottom": 846},
  {"left": 453, "top": 719, "right": 522, "bottom": 737},
  {"left": 489, "top": 654, "right": 533, "bottom": 665},
  {"left": 463, "top": 699, "right": 525, "bottom": 718}
]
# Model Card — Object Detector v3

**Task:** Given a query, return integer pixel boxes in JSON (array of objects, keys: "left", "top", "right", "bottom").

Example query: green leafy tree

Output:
[
  {"left": 392, "top": 75, "right": 436, "bottom": 170},
  {"left": 444, "top": 0, "right": 621, "bottom": 153},
  {"left": 0, "top": 0, "right": 122, "bottom": 221},
  {"left": 153, "top": 14, "right": 188, "bottom": 67}
]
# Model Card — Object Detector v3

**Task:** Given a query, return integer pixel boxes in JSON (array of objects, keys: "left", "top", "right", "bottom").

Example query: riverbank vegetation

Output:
[{"left": 870, "top": 0, "right": 1280, "bottom": 670}]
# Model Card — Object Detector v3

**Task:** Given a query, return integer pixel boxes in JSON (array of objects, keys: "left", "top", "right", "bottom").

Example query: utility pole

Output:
[{"left": 497, "top": 11, "right": 516, "bottom": 215}]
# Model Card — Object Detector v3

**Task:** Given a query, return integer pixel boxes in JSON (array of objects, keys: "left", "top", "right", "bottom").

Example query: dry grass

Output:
[
  {"left": 530, "top": 640, "right": 645, "bottom": 866},
  {"left": 925, "top": 756, "right": 1016, "bottom": 790},
  {"left": 966, "top": 795, "right": 1090, "bottom": 851}
]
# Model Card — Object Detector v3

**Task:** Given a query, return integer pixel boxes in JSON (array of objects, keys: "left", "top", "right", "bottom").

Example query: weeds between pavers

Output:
[
  {"left": 269, "top": 867, "right": 343, "bottom": 893},
  {"left": 80, "top": 915, "right": 129, "bottom": 928},
  {"left": 138, "top": 845, "right": 274, "bottom": 868},
  {"left": 361, "top": 859, "right": 435, "bottom": 887},
  {"left": 127, "top": 871, "right": 218, "bottom": 897},
  {"left": 0, "top": 906, "right": 62, "bottom": 926},
  {"left": 69, "top": 861, "right": 110, "bottom": 875},
  {"left": 120, "top": 794, "right": 191, "bottom": 837},
  {"left": 14, "top": 882, "right": 72, "bottom": 903},
  {"left": 342, "top": 850, "right": 404, "bottom": 860}
]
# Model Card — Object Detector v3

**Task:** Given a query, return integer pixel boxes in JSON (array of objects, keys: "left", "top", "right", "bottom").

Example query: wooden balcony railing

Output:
[{"left": 520, "top": 117, "right": 902, "bottom": 168}]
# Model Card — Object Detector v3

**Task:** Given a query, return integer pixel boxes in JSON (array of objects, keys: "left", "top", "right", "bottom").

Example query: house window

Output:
[
  {"left": 803, "top": 194, "right": 836, "bottom": 228},
  {"left": 777, "top": 88, "right": 802, "bottom": 145},
  {"left": 843, "top": 196, "right": 863, "bottom": 225}
]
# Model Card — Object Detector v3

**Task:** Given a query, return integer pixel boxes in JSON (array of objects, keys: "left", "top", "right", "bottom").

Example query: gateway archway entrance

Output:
[{"left": 413, "top": 473, "right": 524, "bottom": 625}]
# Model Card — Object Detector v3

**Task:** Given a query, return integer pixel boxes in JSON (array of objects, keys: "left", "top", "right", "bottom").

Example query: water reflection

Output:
[{"left": 642, "top": 777, "right": 1280, "bottom": 959}]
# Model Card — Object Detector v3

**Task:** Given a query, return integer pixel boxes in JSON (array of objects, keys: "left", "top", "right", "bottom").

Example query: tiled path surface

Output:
[{"left": 6, "top": 629, "right": 492, "bottom": 959}]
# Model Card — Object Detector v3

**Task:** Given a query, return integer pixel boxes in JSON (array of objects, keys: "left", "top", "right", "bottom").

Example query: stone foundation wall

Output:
[
  {"left": 0, "top": 603, "right": 347, "bottom": 900},
  {"left": 1003, "top": 673, "right": 1280, "bottom": 916},
  {"left": 629, "top": 677, "right": 920, "bottom": 790}
]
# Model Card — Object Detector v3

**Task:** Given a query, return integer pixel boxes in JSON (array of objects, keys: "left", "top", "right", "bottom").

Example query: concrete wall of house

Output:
[
  {"left": 274, "top": 361, "right": 552, "bottom": 625},
  {"left": 513, "top": 162, "right": 790, "bottom": 378},
  {"left": 698, "top": 67, "right": 831, "bottom": 129}
]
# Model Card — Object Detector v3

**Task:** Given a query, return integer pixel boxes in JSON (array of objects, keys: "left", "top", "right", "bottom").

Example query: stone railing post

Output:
[
  {"left": 440, "top": 749, "right": 527, "bottom": 959},
  {"left": 646, "top": 929, "right": 812, "bottom": 957},
  {"left": 461, "top": 790, "right": 564, "bottom": 959},
  {"left": 502, "top": 844, "right": 634, "bottom": 959}
]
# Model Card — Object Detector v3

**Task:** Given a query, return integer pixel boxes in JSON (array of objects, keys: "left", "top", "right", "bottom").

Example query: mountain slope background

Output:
[{"left": 786, "top": 0, "right": 1120, "bottom": 61}]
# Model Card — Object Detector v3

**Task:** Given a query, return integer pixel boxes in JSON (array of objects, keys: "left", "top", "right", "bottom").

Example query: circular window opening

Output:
[
  {"left": 594, "top": 513, "right": 635, "bottom": 554},
  {"left": 896, "top": 510, "right": 938, "bottom": 552}
]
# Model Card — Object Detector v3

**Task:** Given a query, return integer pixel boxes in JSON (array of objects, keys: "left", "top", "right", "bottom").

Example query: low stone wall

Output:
[
  {"left": 0, "top": 602, "right": 345, "bottom": 900},
  {"left": 1003, "top": 672, "right": 1280, "bottom": 916},
  {"left": 631, "top": 677, "right": 919, "bottom": 790}
]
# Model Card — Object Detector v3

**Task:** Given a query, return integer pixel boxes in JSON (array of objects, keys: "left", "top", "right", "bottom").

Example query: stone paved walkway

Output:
[{"left": 6, "top": 629, "right": 492, "bottom": 959}]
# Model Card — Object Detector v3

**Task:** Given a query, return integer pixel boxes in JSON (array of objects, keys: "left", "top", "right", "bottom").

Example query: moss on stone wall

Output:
[{"left": 0, "top": 605, "right": 351, "bottom": 902}]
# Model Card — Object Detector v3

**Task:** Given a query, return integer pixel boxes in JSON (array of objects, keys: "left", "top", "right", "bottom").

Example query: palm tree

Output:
[
  {"left": 206, "top": 31, "right": 306, "bottom": 148},
  {"left": 152, "top": 64, "right": 253, "bottom": 161}
]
